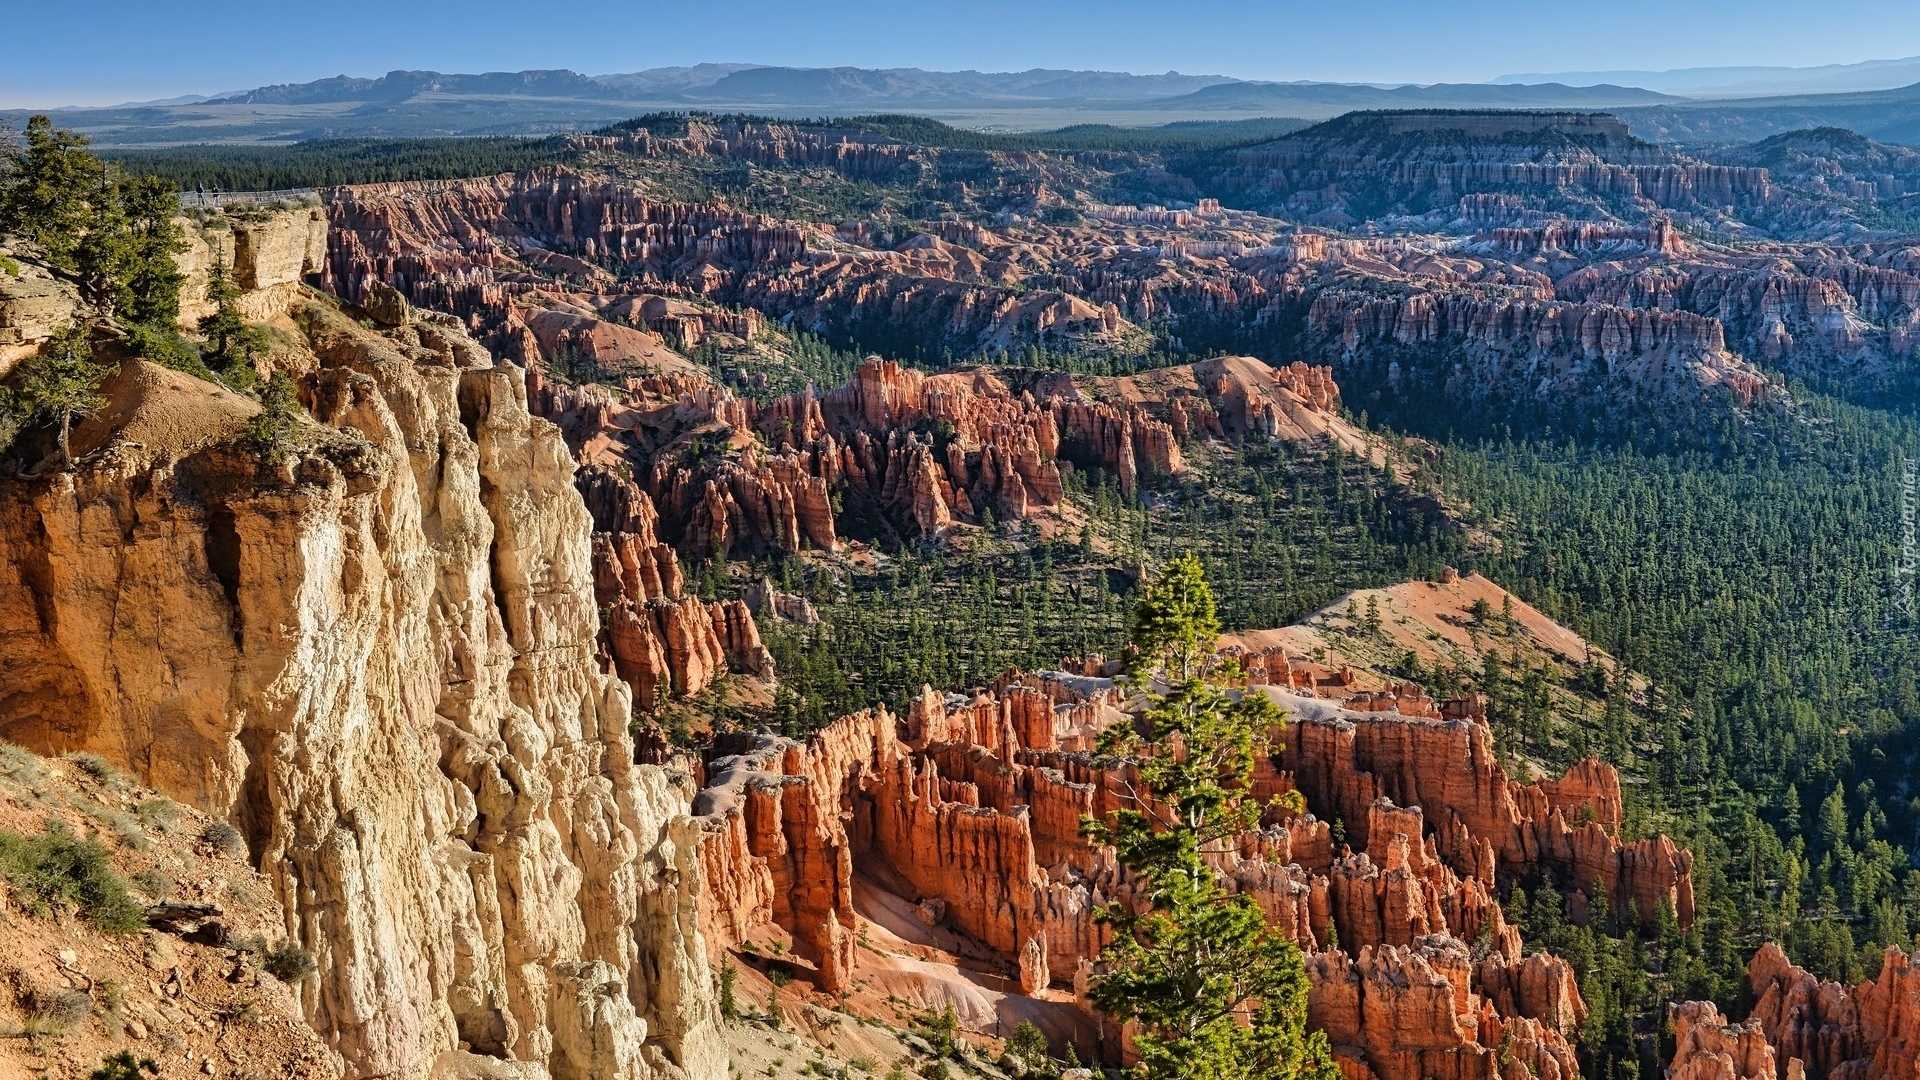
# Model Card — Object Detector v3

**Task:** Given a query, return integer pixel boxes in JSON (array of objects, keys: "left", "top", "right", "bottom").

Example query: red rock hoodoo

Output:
[{"left": 685, "top": 657, "right": 1694, "bottom": 1078}]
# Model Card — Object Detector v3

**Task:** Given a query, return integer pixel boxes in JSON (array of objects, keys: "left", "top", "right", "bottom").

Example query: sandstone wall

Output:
[
  {"left": 0, "top": 300, "right": 722, "bottom": 1080},
  {"left": 1666, "top": 1001, "right": 1778, "bottom": 1080},
  {"left": 176, "top": 206, "right": 329, "bottom": 325},
  {"left": 1278, "top": 704, "right": 1695, "bottom": 925},
  {"left": 0, "top": 261, "right": 78, "bottom": 375}
]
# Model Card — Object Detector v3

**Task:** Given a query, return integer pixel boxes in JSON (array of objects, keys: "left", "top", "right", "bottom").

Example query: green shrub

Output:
[
  {"left": 203, "top": 820, "right": 246, "bottom": 858},
  {"left": 0, "top": 385, "right": 22, "bottom": 454},
  {"left": 264, "top": 939, "right": 317, "bottom": 983},
  {"left": 0, "top": 740, "right": 42, "bottom": 784},
  {"left": 75, "top": 799, "right": 148, "bottom": 850},
  {"left": 245, "top": 371, "right": 305, "bottom": 464},
  {"left": 134, "top": 797, "right": 179, "bottom": 832},
  {"left": 0, "top": 822, "right": 148, "bottom": 934},
  {"left": 919, "top": 1004, "right": 959, "bottom": 1058},
  {"left": 1004, "top": 1020, "right": 1051, "bottom": 1076},
  {"left": 66, "top": 753, "right": 126, "bottom": 785},
  {"left": 719, "top": 958, "right": 739, "bottom": 1023},
  {"left": 124, "top": 320, "right": 218, "bottom": 382},
  {"left": 130, "top": 867, "right": 174, "bottom": 901},
  {"left": 88, "top": 1051, "right": 159, "bottom": 1080}
]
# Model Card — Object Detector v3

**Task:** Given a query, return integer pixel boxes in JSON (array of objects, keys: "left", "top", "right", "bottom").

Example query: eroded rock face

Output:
[
  {"left": 1277, "top": 702, "right": 1695, "bottom": 926},
  {"left": 1308, "top": 938, "right": 1582, "bottom": 1080},
  {"left": 314, "top": 166, "right": 1796, "bottom": 422},
  {"left": 0, "top": 298, "right": 721, "bottom": 1080},
  {"left": 686, "top": 665, "right": 1637, "bottom": 1080},
  {"left": 532, "top": 353, "right": 1339, "bottom": 563},
  {"left": 1210, "top": 113, "right": 1772, "bottom": 224},
  {"left": 0, "top": 261, "right": 78, "bottom": 374},
  {"left": 1743, "top": 941, "right": 1920, "bottom": 1080},
  {"left": 176, "top": 205, "right": 329, "bottom": 324},
  {"left": 316, "top": 147, "right": 1920, "bottom": 428},
  {"left": 1668, "top": 1001, "right": 1778, "bottom": 1080},
  {"left": 575, "top": 462, "right": 773, "bottom": 709}
]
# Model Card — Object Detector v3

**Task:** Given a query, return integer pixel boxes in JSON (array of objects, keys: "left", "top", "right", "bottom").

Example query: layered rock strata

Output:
[
  {"left": 530, "top": 354, "right": 1263, "bottom": 558},
  {"left": 1276, "top": 703, "right": 1696, "bottom": 924},
  {"left": 1666, "top": 1001, "right": 1779, "bottom": 1080},
  {"left": 0, "top": 296, "right": 722, "bottom": 1080},
  {"left": 315, "top": 169, "right": 1796, "bottom": 419},
  {"left": 687, "top": 662, "right": 1693, "bottom": 1080},
  {"left": 577, "top": 461, "right": 773, "bottom": 709},
  {"left": 316, "top": 149, "right": 1920, "bottom": 424}
]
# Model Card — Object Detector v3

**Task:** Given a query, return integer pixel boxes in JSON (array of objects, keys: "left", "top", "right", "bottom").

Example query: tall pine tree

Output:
[{"left": 1087, "top": 552, "right": 1338, "bottom": 1080}]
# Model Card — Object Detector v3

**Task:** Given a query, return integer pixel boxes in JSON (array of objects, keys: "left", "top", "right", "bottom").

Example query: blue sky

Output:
[{"left": 9, "top": 0, "right": 1920, "bottom": 107}]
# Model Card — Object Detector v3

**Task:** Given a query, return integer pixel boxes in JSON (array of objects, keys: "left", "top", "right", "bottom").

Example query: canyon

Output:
[
  {"left": 312, "top": 120, "right": 1920, "bottom": 438},
  {"left": 4, "top": 102, "right": 1919, "bottom": 1080},
  {"left": 679, "top": 623, "right": 1693, "bottom": 1080}
]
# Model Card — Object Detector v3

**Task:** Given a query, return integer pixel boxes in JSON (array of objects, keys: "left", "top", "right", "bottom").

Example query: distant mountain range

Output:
[
  {"left": 1497, "top": 54, "right": 1920, "bottom": 98},
  {"left": 8, "top": 62, "right": 1920, "bottom": 147},
  {"left": 193, "top": 66, "right": 1677, "bottom": 112},
  {"left": 1617, "top": 81, "right": 1920, "bottom": 147},
  {"left": 201, "top": 65, "right": 1246, "bottom": 109},
  {"left": 1134, "top": 81, "right": 1677, "bottom": 112}
]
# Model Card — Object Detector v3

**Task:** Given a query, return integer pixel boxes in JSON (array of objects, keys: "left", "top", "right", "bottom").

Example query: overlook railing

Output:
[{"left": 176, "top": 188, "right": 319, "bottom": 209}]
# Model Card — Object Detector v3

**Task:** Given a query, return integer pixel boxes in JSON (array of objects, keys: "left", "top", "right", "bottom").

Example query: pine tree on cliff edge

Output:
[{"left": 1085, "top": 552, "right": 1338, "bottom": 1080}]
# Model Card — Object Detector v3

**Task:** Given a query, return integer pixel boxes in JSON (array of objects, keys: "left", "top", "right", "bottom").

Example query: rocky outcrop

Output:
[
  {"left": 1304, "top": 289, "right": 1770, "bottom": 407},
  {"left": 743, "top": 576, "right": 820, "bottom": 626},
  {"left": 312, "top": 126, "right": 1920, "bottom": 427},
  {"left": 576, "top": 463, "right": 772, "bottom": 709},
  {"left": 1667, "top": 1001, "right": 1778, "bottom": 1080},
  {"left": 1307, "top": 937, "right": 1581, "bottom": 1080},
  {"left": 1278, "top": 700, "right": 1695, "bottom": 926},
  {"left": 0, "top": 260, "right": 79, "bottom": 375},
  {"left": 176, "top": 205, "right": 329, "bottom": 324},
  {"left": 528, "top": 354, "right": 1296, "bottom": 548},
  {"left": 692, "top": 711, "right": 902, "bottom": 995},
  {"left": 683, "top": 658, "right": 1653, "bottom": 1080},
  {"left": 0, "top": 295, "right": 722, "bottom": 1080},
  {"left": 1742, "top": 941, "right": 1920, "bottom": 1080},
  {"left": 1208, "top": 112, "right": 1773, "bottom": 223}
]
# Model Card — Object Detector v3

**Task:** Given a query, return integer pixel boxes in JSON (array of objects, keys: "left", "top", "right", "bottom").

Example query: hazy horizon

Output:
[{"left": 9, "top": 0, "right": 1920, "bottom": 109}]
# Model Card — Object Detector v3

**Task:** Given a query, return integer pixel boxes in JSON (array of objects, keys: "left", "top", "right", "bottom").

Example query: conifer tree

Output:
[
  {"left": 246, "top": 371, "right": 305, "bottom": 464},
  {"left": 3, "top": 117, "right": 184, "bottom": 324},
  {"left": 15, "top": 323, "right": 109, "bottom": 468},
  {"left": 114, "top": 175, "right": 187, "bottom": 326},
  {"left": 0, "top": 115, "right": 105, "bottom": 270},
  {"left": 1088, "top": 552, "right": 1338, "bottom": 1080},
  {"left": 198, "top": 259, "right": 267, "bottom": 387}
]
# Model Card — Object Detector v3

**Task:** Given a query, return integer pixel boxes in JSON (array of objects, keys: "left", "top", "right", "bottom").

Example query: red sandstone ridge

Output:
[
  {"left": 527, "top": 353, "right": 1344, "bottom": 557},
  {"left": 315, "top": 167, "right": 1818, "bottom": 420},
  {"left": 577, "top": 461, "right": 773, "bottom": 709},
  {"left": 1662, "top": 940, "right": 1920, "bottom": 1080},
  {"left": 1667, "top": 1001, "right": 1780, "bottom": 1080},
  {"left": 1735, "top": 941, "right": 1920, "bottom": 1080},
  {"left": 685, "top": 626, "right": 1691, "bottom": 1077}
]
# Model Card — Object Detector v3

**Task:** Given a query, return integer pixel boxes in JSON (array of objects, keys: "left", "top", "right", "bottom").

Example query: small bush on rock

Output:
[
  {"left": 88, "top": 1051, "right": 160, "bottom": 1080},
  {"left": 264, "top": 939, "right": 317, "bottom": 983},
  {"left": 203, "top": 820, "right": 246, "bottom": 858},
  {"left": 0, "top": 822, "right": 147, "bottom": 934}
]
